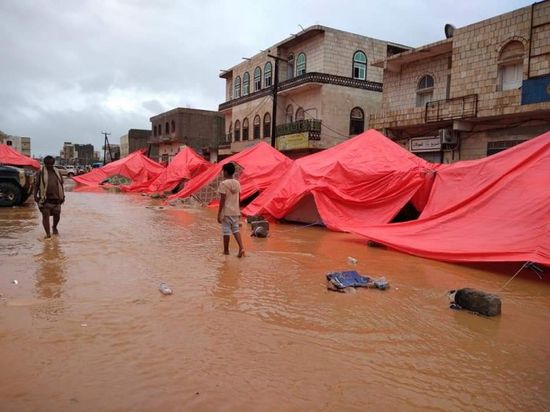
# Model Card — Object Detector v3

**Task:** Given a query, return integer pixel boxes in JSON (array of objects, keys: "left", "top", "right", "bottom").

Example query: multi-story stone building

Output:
[
  {"left": 61, "top": 142, "right": 75, "bottom": 164},
  {"left": 120, "top": 129, "right": 151, "bottom": 158},
  {"left": 218, "top": 25, "right": 409, "bottom": 157},
  {"left": 74, "top": 144, "right": 94, "bottom": 165},
  {"left": 0, "top": 134, "right": 31, "bottom": 156},
  {"left": 371, "top": 1, "right": 550, "bottom": 162},
  {"left": 149, "top": 108, "right": 225, "bottom": 163}
]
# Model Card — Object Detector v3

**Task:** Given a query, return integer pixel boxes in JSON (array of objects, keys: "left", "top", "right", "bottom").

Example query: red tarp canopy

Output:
[
  {"left": 243, "top": 130, "right": 435, "bottom": 229},
  {"left": 122, "top": 146, "right": 210, "bottom": 193},
  {"left": 168, "top": 141, "right": 293, "bottom": 203},
  {"left": 348, "top": 131, "right": 550, "bottom": 265},
  {"left": 73, "top": 151, "right": 165, "bottom": 187},
  {"left": 0, "top": 144, "right": 40, "bottom": 169}
]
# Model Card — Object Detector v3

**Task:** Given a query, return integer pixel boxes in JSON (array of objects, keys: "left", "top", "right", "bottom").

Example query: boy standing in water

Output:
[
  {"left": 34, "top": 155, "right": 65, "bottom": 239},
  {"left": 217, "top": 162, "right": 245, "bottom": 257}
]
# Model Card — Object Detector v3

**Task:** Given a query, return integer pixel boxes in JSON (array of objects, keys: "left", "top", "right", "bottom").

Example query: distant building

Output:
[
  {"left": 61, "top": 142, "right": 75, "bottom": 164},
  {"left": 149, "top": 108, "right": 225, "bottom": 163},
  {"left": 102, "top": 144, "right": 121, "bottom": 163},
  {"left": 120, "top": 129, "right": 151, "bottom": 158},
  {"left": 218, "top": 25, "right": 409, "bottom": 157},
  {"left": 0, "top": 135, "right": 31, "bottom": 156},
  {"left": 371, "top": 1, "right": 550, "bottom": 162},
  {"left": 74, "top": 144, "right": 94, "bottom": 165}
]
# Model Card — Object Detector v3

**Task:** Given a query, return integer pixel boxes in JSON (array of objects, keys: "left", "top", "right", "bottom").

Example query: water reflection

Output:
[{"left": 34, "top": 239, "right": 66, "bottom": 299}]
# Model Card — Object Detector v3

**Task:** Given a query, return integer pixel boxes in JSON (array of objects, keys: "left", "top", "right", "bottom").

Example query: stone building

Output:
[
  {"left": 120, "top": 129, "right": 151, "bottom": 158},
  {"left": 149, "top": 108, "right": 225, "bottom": 163},
  {"left": 0, "top": 134, "right": 31, "bottom": 156},
  {"left": 218, "top": 25, "right": 409, "bottom": 157},
  {"left": 371, "top": 1, "right": 550, "bottom": 162},
  {"left": 61, "top": 142, "right": 75, "bottom": 164},
  {"left": 74, "top": 144, "right": 94, "bottom": 165}
]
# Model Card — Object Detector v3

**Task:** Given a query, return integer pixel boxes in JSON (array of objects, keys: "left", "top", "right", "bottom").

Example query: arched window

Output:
[
  {"left": 287, "top": 54, "right": 294, "bottom": 79},
  {"left": 416, "top": 75, "right": 434, "bottom": 107},
  {"left": 353, "top": 51, "right": 367, "bottom": 80},
  {"left": 264, "top": 62, "right": 273, "bottom": 87},
  {"left": 153, "top": 125, "right": 157, "bottom": 136},
  {"left": 243, "top": 72, "right": 250, "bottom": 96},
  {"left": 165, "top": 122, "right": 169, "bottom": 134},
  {"left": 349, "top": 107, "right": 364, "bottom": 135},
  {"left": 234, "top": 76, "right": 241, "bottom": 99},
  {"left": 254, "top": 67, "right": 262, "bottom": 91},
  {"left": 285, "top": 104, "right": 294, "bottom": 123},
  {"left": 227, "top": 122, "right": 233, "bottom": 142},
  {"left": 171, "top": 120, "right": 175, "bottom": 133},
  {"left": 253, "top": 115, "right": 261, "bottom": 139},
  {"left": 498, "top": 40, "right": 524, "bottom": 91},
  {"left": 242, "top": 118, "right": 249, "bottom": 140},
  {"left": 296, "top": 52, "right": 306, "bottom": 76},
  {"left": 234, "top": 120, "right": 241, "bottom": 141},
  {"left": 295, "top": 107, "right": 305, "bottom": 121},
  {"left": 263, "top": 113, "right": 271, "bottom": 138}
]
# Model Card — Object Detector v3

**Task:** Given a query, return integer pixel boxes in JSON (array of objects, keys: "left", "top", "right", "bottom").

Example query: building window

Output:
[
  {"left": 498, "top": 41, "right": 524, "bottom": 91},
  {"left": 234, "top": 76, "right": 241, "bottom": 98},
  {"left": 171, "top": 120, "right": 175, "bottom": 133},
  {"left": 487, "top": 140, "right": 526, "bottom": 156},
  {"left": 243, "top": 72, "right": 250, "bottom": 96},
  {"left": 165, "top": 122, "right": 169, "bottom": 134},
  {"left": 227, "top": 122, "right": 233, "bottom": 142},
  {"left": 153, "top": 125, "right": 157, "bottom": 136},
  {"left": 242, "top": 118, "right": 249, "bottom": 140},
  {"left": 264, "top": 62, "right": 272, "bottom": 87},
  {"left": 295, "top": 107, "right": 305, "bottom": 121},
  {"left": 285, "top": 104, "right": 293, "bottom": 123},
  {"left": 263, "top": 113, "right": 271, "bottom": 138},
  {"left": 296, "top": 52, "right": 306, "bottom": 76},
  {"left": 253, "top": 115, "right": 261, "bottom": 139},
  {"left": 254, "top": 67, "right": 261, "bottom": 91},
  {"left": 353, "top": 51, "right": 367, "bottom": 80},
  {"left": 287, "top": 54, "right": 294, "bottom": 79},
  {"left": 234, "top": 120, "right": 241, "bottom": 141},
  {"left": 416, "top": 75, "right": 434, "bottom": 107},
  {"left": 349, "top": 107, "right": 365, "bottom": 135}
]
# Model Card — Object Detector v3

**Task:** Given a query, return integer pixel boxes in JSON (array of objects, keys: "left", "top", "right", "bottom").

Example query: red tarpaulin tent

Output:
[
  {"left": 347, "top": 131, "right": 550, "bottom": 265},
  {"left": 73, "top": 150, "right": 165, "bottom": 187},
  {"left": 243, "top": 130, "right": 435, "bottom": 228},
  {"left": 168, "top": 141, "right": 293, "bottom": 204},
  {"left": 0, "top": 144, "right": 40, "bottom": 169},
  {"left": 122, "top": 146, "right": 209, "bottom": 193}
]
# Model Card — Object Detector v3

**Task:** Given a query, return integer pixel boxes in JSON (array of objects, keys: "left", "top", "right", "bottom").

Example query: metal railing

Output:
[
  {"left": 425, "top": 94, "right": 478, "bottom": 123},
  {"left": 275, "top": 119, "right": 322, "bottom": 138}
]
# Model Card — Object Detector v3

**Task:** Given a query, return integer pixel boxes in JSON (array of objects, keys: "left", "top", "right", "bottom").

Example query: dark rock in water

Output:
[
  {"left": 450, "top": 288, "right": 501, "bottom": 316},
  {"left": 251, "top": 220, "right": 269, "bottom": 231},
  {"left": 252, "top": 226, "right": 268, "bottom": 238},
  {"left": 246, "top": 215, "right": 265, "bottom": 223}
]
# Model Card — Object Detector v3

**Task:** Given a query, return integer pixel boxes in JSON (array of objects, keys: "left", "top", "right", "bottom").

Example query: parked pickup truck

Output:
[{"left": 0, "top": 165, "right": 35, "bottom": 207}]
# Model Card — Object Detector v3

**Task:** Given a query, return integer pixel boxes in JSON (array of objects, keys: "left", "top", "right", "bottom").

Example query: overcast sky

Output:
[{"left": 0, "top": 0, "right": 533, "bottom": 156}]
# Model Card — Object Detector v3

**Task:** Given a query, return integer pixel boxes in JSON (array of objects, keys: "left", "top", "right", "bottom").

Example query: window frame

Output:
[
  {"left": 264, "top": 62, "right": 273, "bottom": 87},
  {"left": 234, "top": 120, "right": 241, "bottom": 141},
  {"left": 263, "top": 113, "right": 271, "bottom": 138},
  {"left": 416, "top": 74, "right": 435, "bottom": 107},
  {"left": 349, "top": 107, "right": 365, "bottom": 135},
  {"left": 285, "top": 104, "right": 294, "bottom": 123},
  {"left": 296, "top": 52, "right": 306, "bottom": 76},
  {"left": 352, "top": 50, "right": 367, "bottom": 80},
  {"left": 254, "top": 67, "right": 262, "bottom": 91},
  {"left": 295, "top": 107, "right": 305, "bottom": 121},
  {"left": 171, "top": 120, "right": 175, "bottom": 133},
  {"left": 253, "top": 115, "right": 261, "bottom": 139},
  {"left": 243, "top": 72, "right": 250, "bottom": 96},
  {"left": 234, "top": 76, "right": 241, "bottom": 99},
  {"left": 242, "top": 117, "right": 249, "bottom": 140}
]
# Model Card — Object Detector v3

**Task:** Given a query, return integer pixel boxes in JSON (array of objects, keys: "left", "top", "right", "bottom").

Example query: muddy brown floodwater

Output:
[{"left": 1, "top": 187, "right": 549, "bottom": 411}]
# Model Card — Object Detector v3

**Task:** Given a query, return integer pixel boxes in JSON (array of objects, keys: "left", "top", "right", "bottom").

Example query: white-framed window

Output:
[
  {"left": 264, "top": 62, "right": 272, "bottom": 87},
  {"left": 296, "top": 52, "right": 306, "bottom": 76},
  {"left": 234, "top": 76, "right": 241, "bottom": 98},
  {"left": 254, "top": 67, "right": 261, "bottom": 91},
  {"left": 497, "top": 41, "right": 524, "bottom": 91},
  {"left": 285, "top": 104, "right": 293, "bottom": 123},
  {"left": 416, "top": 75, "right": 434, "bottom": 107},
  {"left": 242, "top": 72, "right": 250, "bottom": 96},
  {"left": 353, "top": 51, "right": 367, "bottom": 80}
]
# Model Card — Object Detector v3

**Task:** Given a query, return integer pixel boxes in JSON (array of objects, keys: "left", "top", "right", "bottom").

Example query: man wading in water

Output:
[
  {"left": 34, "top": 155, "right": 65, "bottom": 239},
  {"left": 217, "top": 162, "right": 245, "bottom": 257}
]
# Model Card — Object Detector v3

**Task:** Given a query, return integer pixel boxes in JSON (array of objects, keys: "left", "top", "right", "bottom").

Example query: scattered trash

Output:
[
  {"left": 326, "top": 270, "right": 389, "bottom": 293},
  {"left": 448, "top": 288, "right": 501, "bottom": 316},
  {"left": 159, "top": 283, "right": 173, "bottom": 295},
  {"left": 12, "top": 280, "right": 18, "bottom": 285},
  {"left": 347, "top": 256, "right": 358, "bottom": 265}
]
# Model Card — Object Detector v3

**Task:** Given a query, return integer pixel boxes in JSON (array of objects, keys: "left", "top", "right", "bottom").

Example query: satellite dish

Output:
[{"left": 444, "top": 24, "right": 456, "bottom": 39}]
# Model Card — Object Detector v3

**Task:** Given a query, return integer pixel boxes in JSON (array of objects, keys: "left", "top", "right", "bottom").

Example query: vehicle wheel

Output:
[
  {"left": 0, "top": 182, "right": 22, "bottom": 207},
  {"left": 68, "top": 172, "right": 74, "bottom": 178}
]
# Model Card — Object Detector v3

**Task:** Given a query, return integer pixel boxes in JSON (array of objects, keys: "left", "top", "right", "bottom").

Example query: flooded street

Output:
[{"left": 1, "top": 188, "right": 549, "bottom": 411}]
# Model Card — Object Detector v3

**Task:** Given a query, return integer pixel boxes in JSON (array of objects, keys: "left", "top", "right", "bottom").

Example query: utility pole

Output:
[
  {"left": 268, "top": 54, "right": 287, "bottom": 148},
  {"left": 101, "top": 131, "right": 112, "bottom": 165}
]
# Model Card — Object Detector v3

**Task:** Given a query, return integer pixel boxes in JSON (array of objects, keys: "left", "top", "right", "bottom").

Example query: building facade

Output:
[
  {"left": 120, "top": 129, "right": 151, "bottom": 158},
  {"left": 61, "top": 142, "right": 75, "bottom": 164},
  {"left": 149, "top": 108, "right": 225, "bottom": 163},
  {"left": 371, "top": 1, "right": 550, "bottom": 162},
  {"left": 0, "top": 135, "right": 31, "bottom": 156},
  {"left": 218, "top": 25, "right": 409, "bottom": 157},
  {"left": 74, "top": 144, "right": 94, "bottom": 165}
]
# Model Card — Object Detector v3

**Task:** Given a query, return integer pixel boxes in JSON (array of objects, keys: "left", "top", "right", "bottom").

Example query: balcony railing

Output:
[
  {"left": 276, "top": 119, "right": 322, "bottom": 140},
  {"left": 219, "top": 72, "right": 383, "bottom": 111},
  {"left": 425, "top": 94, "right": 478, "bottom": 123},
  {"left": 148, "top": 135, "right": 180, "bottom": 144}
]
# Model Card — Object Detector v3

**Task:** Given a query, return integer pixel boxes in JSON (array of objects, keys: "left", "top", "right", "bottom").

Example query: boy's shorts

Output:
[{"left": 221, "top": 216, "right": 240, "bottom": 236}]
